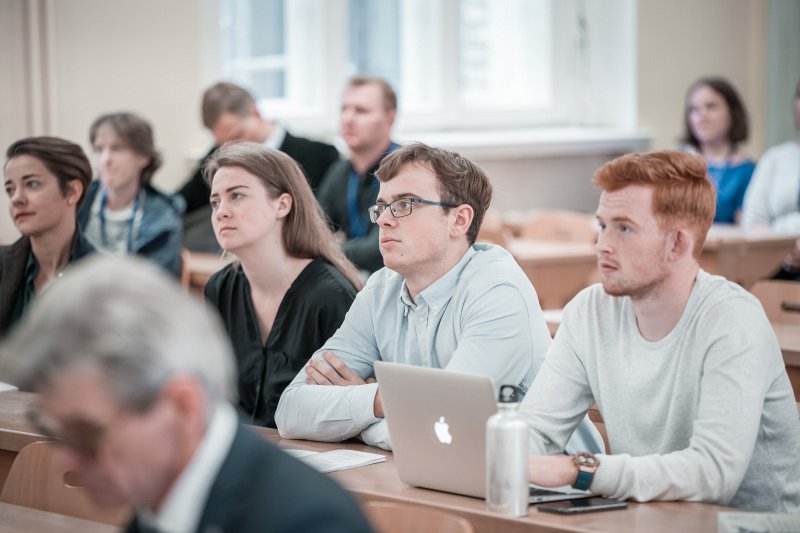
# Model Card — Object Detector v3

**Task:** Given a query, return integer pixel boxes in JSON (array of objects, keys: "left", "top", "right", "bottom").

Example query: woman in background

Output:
[
  {"left": 1, "top": 136, "right": 94, "bottom": 336},
  {"left": 742, "top": 79, "right": 800, "bottom": 278},
  {"left": 681, "top": 77, "right": 755, "bottom": 224},
  {"left": 204, "top": 142, "right": 362, "bottom": 427},
  {"left": 78, "top": 112, "right": 183, "bottom": 274}
]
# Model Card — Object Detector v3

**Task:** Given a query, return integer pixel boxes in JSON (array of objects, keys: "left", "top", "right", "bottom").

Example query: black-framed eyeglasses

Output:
[{"left": 368, "top": 197, "right": 459, "bottom": 224}]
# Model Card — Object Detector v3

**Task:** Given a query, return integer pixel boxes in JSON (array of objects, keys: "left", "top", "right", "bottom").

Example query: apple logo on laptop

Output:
[{"left": 434, "top": 416, "right": 453, "bottom": 444}]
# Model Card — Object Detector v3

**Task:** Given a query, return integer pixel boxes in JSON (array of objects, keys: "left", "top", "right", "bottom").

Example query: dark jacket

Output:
[
  {"left": 178, "top": 131, "right": 341, "bottom": 214},
  {"left": 77, "top": 180, "right": 184, "bottom": 275},
  {"left": 0, "top": 230, "right": 95, "bottom": 336},
  {"left": 316, "top": 143, "right": 399, "bottom": 273},
  {"left": 124, "top": 424, "right": 373, "bottom": 533}
]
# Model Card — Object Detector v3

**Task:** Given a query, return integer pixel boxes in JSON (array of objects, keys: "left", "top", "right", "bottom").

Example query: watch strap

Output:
[{"left": 573, "top": 468, "right": 594, "bottom": 490}]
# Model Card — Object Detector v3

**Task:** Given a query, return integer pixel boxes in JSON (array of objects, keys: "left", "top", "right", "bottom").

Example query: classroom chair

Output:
[{"left": 0, "top": 441, "right": 130, "bottom": 526}]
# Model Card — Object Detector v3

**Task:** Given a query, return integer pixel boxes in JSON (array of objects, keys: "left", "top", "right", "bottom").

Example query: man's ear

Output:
[
  {"left": 450, "top": 204, "right": 474, "bottom": 239},
  {"left": 668, "top": 227, "right": 694, "bottom": 261}
]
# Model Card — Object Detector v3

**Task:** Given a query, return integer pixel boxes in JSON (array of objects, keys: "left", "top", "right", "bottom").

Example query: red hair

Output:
[{"left": 592, "top": 151, "right": 716, "bottom": 258}]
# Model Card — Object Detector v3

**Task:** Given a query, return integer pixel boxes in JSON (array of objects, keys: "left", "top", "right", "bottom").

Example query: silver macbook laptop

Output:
[{"left": 374, "top": 361, "right": 589, "bottom": 503}]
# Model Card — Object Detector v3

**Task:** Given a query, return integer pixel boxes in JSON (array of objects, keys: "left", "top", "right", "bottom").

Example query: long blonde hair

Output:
[{"left": 204, "top": 142, "right": 363, "bottom": 290}]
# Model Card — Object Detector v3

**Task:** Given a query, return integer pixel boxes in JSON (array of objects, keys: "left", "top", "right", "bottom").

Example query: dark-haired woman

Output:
[
  {"left": 78, "top": 112, "right": 183, "bottom": 274},
  {"left": 1, "top": 137, "right": 95, "bottom": 336},
  {"left": 681, "top": 77, "right": 756, "bottom": 224}
]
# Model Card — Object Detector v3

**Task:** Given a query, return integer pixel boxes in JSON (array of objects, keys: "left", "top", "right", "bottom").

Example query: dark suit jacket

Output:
[
  {"left": 178, "top": 131, "right": 340, "bottom": 214},
  {"left": 0, "top": 231, "right": 95, "bottom": 336},
  {"left": 125, "top": 424, "right": 373, "bottom": 533},
  {"left": 0, "top": 237, "right": 30, "bottom": 336}
]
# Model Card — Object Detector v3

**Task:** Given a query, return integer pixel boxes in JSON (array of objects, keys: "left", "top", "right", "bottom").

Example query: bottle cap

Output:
[{"left": 498, "top": 384, "right": 518, "bottom": 403}]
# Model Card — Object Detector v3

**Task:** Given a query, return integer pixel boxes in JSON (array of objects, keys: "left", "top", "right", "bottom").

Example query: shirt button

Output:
[{"left": 432, "top": 305, "right": 439, "bottom": 311}]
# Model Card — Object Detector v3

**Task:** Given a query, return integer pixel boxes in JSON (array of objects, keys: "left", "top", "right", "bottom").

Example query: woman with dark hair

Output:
[
  {"left": 742, "top": 79, "right": 800, "bottom": 278},
  {"left": 681, "top": 77, "right": 756, "bottom": 224},
  {"left": 204, "top": 142, "right": 362, "bottom": 427},
  {"left": 78, "top": 112, "right": 184, "bottom": 274},
  {"left": 1, "top": 136, "right": 95, "bottom": 336}
]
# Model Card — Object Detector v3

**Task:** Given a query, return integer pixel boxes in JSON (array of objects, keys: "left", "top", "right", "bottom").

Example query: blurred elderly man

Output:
[{"left": 0, "top": 255, "right": 372, "bottom": 533}]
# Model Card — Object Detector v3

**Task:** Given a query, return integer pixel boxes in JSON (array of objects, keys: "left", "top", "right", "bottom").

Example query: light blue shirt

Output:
[{"left": 276, "top": 243, "right": 603, "bottom": 453}]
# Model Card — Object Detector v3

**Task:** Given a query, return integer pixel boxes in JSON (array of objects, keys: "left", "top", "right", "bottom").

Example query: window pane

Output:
[
  {"left": 347, "top": 0, "right": 401, "bottom": 88},
  {"left": 222, "top": 0, "right": 286, "bottom": 99},
  {"left": 347, "top": 0, "right": 441, "bottom": 113},
  {"left": 459, "top": 0, "right": 552, "bottom": 109}
]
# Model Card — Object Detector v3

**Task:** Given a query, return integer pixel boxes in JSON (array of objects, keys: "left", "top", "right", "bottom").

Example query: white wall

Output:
[
  {"left": 0, "top": 0, "right": 210, "bottom": 244},
  {"left": 637, "top": 0, "right": 768, "bottom": 155},
  {"left": 0, "top": 0, "right": 775, "bottom": 243}
]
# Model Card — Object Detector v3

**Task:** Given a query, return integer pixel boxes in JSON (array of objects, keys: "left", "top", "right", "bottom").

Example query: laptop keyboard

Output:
[{"left": 529, "top": 487, "right": 566, "bottom": 497}]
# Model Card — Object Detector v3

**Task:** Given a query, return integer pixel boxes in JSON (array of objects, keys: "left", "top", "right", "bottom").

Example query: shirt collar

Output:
[
  {"left": 350, "top": 141, "right": 400, "bottom": 179},
  {"left": 264, "top": 122, "right": 287, "bottom": 150},
  {"left": 141, "top": 403, "right": 238, "bottom": 533},
  {"left": 399, "top": 245, "right": 478, "bottom": 310}
]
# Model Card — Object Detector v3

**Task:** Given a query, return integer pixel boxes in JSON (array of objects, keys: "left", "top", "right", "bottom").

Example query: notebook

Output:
[{"left": 374, "top": 361, "right": 589, "bottom": 503}]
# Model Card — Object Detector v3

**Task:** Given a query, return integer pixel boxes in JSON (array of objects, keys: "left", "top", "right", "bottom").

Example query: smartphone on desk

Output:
[{"left": 537, "top": 497, "right": 628, "bottom": 514}]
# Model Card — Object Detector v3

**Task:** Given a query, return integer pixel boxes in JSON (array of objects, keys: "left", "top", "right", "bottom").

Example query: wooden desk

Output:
[
  {"left": 0, "top": 391, "right": 48, "bottom": 490},
  {"left": 0, "top": 392, "right": 729, "bottom": 533},
  {"left": 0, "top": 502, "right": 119, "bottom": 532},
  {"left": 255, "top": 428, "right": 727, "bottom": 533},
  {"left": 700, "top": 226, "right": 797, "bottom": 288},
  {"left": 772, "top": 323, "right": 800, "bottom": 401},
  {"left": 507, "top": 239, "right": 598, "bottom": 309}
]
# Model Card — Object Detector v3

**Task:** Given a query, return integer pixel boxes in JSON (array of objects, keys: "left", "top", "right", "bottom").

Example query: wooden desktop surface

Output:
[
  {"left": 701, "top": 225, "right": 797, "bottom": 288},
  {"left": 254, "top": 427, "right": 727, "bottom": 533},
  {"left": 772, "top": 323, "right": 800, "bottom": 401},
  {"left": 506, "top": 239, "right": 598, "bottom": 309},
  {"left": 0, "top": 502, "right": 119, "bottom": 532},
  {"left": 0, "top": 391, "right": 727, "bottom": 533},
  {"left": 0, "top": 391, "right": 50, "bottom": 491}
]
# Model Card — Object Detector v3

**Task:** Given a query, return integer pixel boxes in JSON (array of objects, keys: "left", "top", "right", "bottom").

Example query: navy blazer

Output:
[{"left": 125, "top": 424, "right": 373, "bottom": 533}]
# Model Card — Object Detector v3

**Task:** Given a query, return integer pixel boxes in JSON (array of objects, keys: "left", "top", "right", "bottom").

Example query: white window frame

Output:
[{"left": 205, "top": 0, "right": 637, "bottom": 137}]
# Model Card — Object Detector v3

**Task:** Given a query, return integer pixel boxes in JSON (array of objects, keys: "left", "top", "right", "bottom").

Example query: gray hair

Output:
[{"left": 0, "top": 255, "right": 236, "bottom": 412}]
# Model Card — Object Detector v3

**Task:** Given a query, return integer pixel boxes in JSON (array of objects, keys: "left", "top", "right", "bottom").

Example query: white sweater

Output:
[
  {"left": 742, "top": 140, "right": 800, "bottom": 232},
  {"left": 520, "top": 270, "right": 800, "bottom": 512}
]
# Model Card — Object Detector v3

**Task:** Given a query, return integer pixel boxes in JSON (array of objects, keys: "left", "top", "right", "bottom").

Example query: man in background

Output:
[
  {"left": 179, "top": 81, "right": 340, "bottom": 252},
  {"left": 0, "top": 255, "right": 372, "bottom": 533},
  {"left": 317, "top": 76, "right": 400, "bottom": 273}
]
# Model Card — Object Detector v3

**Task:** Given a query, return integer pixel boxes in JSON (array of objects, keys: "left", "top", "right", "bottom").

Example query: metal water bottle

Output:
[{"left": 485, "top": 384, "right": 529, "bottom": 516}]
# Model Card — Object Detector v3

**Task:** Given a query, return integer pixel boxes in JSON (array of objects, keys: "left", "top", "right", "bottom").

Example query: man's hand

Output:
[
  {"left": 305, "top": 352, "right": 384, "bottom": 418},
  {"left": 528, "top": 454, "right": 579, "bottom": 488},
  {"left": 305, "top": 351, "right": 368, "bottom": 386}
]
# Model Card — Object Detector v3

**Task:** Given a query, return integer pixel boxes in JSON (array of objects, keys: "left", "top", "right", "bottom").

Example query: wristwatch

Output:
[{"left": 572, "top": 451, "right": 599, "bottom": 490}]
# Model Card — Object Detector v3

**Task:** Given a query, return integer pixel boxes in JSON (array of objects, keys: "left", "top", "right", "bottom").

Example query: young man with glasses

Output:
[
  {"left": 0, "top": 255, "right": 372, "bottom": 533},
  {"left": 276, "top": 143, "right": 603, "bottom": 453}
]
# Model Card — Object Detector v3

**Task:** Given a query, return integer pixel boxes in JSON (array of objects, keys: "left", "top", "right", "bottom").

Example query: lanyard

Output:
[{"left": 99, "top": 189, "right": 142, "bottom": 252}]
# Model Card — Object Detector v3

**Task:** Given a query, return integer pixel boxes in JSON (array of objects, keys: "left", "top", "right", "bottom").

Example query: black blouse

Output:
[{"left": 205, "top": 257, "right": 357, "bottom": 427}]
